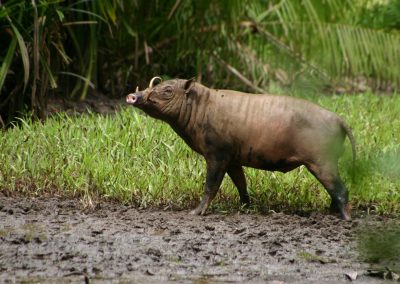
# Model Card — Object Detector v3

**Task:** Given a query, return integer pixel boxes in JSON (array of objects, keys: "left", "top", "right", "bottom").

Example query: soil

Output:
[{"left": 1, "top": 195, "right": 397, "bottom": 283}]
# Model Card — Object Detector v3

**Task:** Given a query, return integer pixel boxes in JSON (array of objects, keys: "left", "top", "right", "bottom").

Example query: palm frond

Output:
[{"left": 250, "top": 0, "right": 400, "bottom": 90}]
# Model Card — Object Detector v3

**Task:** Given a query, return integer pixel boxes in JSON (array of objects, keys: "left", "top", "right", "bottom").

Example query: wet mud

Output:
[{"left": 0, "top": 196, "right": 396, "bottom": 283}]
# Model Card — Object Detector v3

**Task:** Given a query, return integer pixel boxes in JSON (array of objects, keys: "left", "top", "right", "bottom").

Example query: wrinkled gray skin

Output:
[{"left": 126, "top": 78, "right": 356, "bottom": 220}]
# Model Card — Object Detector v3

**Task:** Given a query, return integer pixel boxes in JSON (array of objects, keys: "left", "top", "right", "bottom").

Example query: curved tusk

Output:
[
  {"left": 135, "top": 86, "right": 139, "bottom": 92},
  {"left": 149, "top": 76, "right": 162, "bottom": 89}
]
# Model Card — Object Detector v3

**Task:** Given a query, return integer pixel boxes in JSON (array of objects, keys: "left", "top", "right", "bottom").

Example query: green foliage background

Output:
[
  {"left": 0, "top": 0, "right": 399, "bottom": 215},
  {"left": 1, "top": 0, "right": 400, "bottom": 125}
]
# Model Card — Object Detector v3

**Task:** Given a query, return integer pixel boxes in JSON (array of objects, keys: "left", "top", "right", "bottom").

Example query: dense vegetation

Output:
[
  {"left": 1, "top": 1, "right": 399, "bottom": 215},
  {"left": 1, "top": 0, "right": 400, "bottom": 125},
  {"left": 1, "top": 93, "right": 399, "bottom": 214}
]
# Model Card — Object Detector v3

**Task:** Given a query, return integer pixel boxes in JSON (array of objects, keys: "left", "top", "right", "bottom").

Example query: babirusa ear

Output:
[{"left": 184, "top": 78, "right": 196, "bottom": 95}]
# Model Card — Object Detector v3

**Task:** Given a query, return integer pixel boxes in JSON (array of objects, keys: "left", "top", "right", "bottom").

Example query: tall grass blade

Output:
[
  {"left": 40, "top": 52, "right": 58, "bottom": 89},
  {"left": 31, "top": 0, "right": 39, "bottom": 113},
  {"left": 59, "top": 71, "right": 95, "bottom": 89},
  {"left": 9, "top": 21, "right": 29, "bottom": 92},
  {"left": 0, "top": 37, "right": 17, "bottom": 93}
]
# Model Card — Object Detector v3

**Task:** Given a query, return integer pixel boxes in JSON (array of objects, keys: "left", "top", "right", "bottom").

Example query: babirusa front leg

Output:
[{"left": 190, "top": 159, "right": 228, "bottom": 215}]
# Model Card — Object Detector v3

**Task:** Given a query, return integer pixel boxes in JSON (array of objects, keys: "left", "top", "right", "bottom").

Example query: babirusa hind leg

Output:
[
  {"left": 227, "top": 165, "right": 250, "bottom": 206},
  {"left": 307, "top": 162, "right": 351, "bottom": 221}
]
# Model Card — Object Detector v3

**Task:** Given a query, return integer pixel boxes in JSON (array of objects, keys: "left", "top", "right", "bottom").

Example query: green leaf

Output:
[
  {"left": 40, "top": 57, "right": 58, "bottom": 89},
  {"left": 122, "top": 18, "right": 137, "bottom": 38},
  {"left": 59, "top": 71, "right": 94, "bottom": 89},
  {"left": 0, "top": 36, "right": 17, "bottom": 93},
  {"left": 9, "top": 21, "right": 30, "bottom": 92},
  {"left": 56, "top": 9, "right": 64, "bottom": 22}
]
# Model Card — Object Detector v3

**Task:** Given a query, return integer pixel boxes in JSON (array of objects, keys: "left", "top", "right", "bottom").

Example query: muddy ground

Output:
[{"left": 0, "top": 195, "right": 398, "bottom": 284}]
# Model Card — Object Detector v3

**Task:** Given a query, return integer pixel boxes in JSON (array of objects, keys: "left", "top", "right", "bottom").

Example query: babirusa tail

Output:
[{"left": 340, "top": 120, "right": 356, "bottom": 169}]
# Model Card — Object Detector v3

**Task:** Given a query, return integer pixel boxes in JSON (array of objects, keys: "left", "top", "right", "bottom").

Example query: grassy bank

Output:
[{"left": 1, "top": 93, "right": 399, "bottom": 215}]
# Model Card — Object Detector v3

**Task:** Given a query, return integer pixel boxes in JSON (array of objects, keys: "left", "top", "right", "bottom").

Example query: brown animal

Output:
[{"left": 126, "top": 77, "right": 356, "bottom": 220}]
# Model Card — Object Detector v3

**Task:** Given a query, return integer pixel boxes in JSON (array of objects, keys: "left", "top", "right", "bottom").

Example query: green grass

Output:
[
  {"left": 0, "top": 92, "right": 399, "bottom": 215},
  {"left": 357, "top": 223, "right": 400, "bottom": 272}
]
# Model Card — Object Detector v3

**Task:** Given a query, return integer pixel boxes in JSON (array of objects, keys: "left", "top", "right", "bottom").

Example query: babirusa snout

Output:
[
  {"left": 126, "top": 92, "right": 142, "bottom": 105},
  {"left": 126, "top": 85, "right": 143, "bottom": 105}
]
